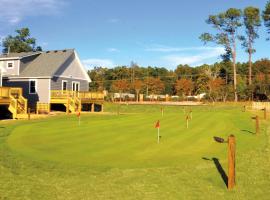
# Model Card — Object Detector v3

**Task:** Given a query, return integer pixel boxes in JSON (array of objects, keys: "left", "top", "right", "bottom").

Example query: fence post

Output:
[
  {"left": 228, "top": 135, "right": 236, "bottom": 190},
  {"left": 28, "top": 108, "right": 31, "bottom": 120},
  {"left": 186, "top": 115, "right": 189, "bottom": 128},
  {"left": 67, "top": 98, "right": 70, "bottom": 115},
  {"left": 256, "top": 115, "right": 259, "bottom": 135}
]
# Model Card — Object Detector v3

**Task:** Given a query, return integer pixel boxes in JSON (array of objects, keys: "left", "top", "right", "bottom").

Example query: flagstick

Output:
[{"left": 157, "top": 127, "right": 160, "bottom": 144}]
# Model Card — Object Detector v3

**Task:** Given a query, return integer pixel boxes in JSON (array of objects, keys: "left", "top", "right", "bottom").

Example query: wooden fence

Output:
[{"left": 252, "top": 102, "right": 270, "bottom": 111}]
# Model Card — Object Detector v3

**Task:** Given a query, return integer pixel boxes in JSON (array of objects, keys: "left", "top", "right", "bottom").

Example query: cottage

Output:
[{"left": 0, "top": 49, "right": 104, "bottom": 118}]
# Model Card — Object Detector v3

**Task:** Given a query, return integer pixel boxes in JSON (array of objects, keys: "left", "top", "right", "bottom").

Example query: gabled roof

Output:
[
  {"left": 1, "top": 49, "right": 91, "bottom": 82},
  {"left": 19, "top": 49, "right": 74, "bottom": 77},
  {"left": 0, "top": 52, "right": 41, "bottom": 59}
]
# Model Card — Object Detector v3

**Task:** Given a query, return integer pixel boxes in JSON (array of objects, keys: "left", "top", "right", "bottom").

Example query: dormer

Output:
[{"left": 0, "top": 52, "right": 41, "bottom": 77}]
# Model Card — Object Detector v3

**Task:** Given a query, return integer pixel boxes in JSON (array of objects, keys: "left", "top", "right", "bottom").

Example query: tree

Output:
[
  {"left": 2, "top": 28, "right": 42, "bottom": 53},
  {"left": 146, "top": 77, "right": 165, "bottom": 95},
  {"left": 174, "top": 79, "right": 193, "bottom": 98},
  {"left": 240, "top": 7, "right": 261, "bottom": 86},
  {"left": 207, "top": 78, "right": 226, "bottom": 102},
  {"left": 200, "top": 8, "right": 242, "bottom": 102},
  {"left": 133, "top": 80, "right": 143, "bottom": 102},
  {"left": 111, "top": 80, "right": 129, "bottom": 102},
  {"left": 263, "top": 1, "right": 270, "bottom": 39}
]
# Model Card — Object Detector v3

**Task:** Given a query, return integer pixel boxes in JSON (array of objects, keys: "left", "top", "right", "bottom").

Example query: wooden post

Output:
[
  {"left": 28, "top": 108, "right": 31, "bottom": 120},
  {"left": 228, "top": 135, "right": 236, "bottom": 190},
  {"left": 256, "top": 115, "right": 259, "bottom": 135},
  {"left": 264, "top": 107, "right": 267, "bottom": 120},
  {"left": 91, "top": 103, "right": 95, "bottom": 112},
  {"left": 186, "top": 115, "right": 189, "bottom": 129},
  {"left": 243, "top": 105, "right": 246, "bottom": 112},
  {"left": 66, "top": 99, "right": 70, "bottom": 115}
]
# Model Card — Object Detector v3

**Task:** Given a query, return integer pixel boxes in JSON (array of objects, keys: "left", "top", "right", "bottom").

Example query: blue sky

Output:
[{"left": 0, "top": 0, "right": 269, "bottom": 70}]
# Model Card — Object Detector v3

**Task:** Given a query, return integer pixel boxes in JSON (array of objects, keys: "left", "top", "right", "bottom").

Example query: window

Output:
[
  {"left": 7, "top": 61, "right": 14, "bottom": 69},
  {"left": 72, "top": 81, "right": 80, "bottom": 91},
  {"left": 62, "top": 80, "right": 67, "bottom": 91},
  {"left": 29, "top": 80, "right": 37, "bottom": 94}
]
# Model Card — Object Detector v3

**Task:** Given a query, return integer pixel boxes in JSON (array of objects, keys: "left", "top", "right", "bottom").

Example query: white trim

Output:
[
  {"left": 48, "top": 79, "right": 51, "bottom": 103},
  {"left": 7, "top": 76, "right": 51, "bottom": 79},
  {"left": 53, "top": 75, "right": 89, "bottom": 81},
  {"left": 0, "top": 57, "right": 20, "bottom": 61},
  {"left": 7, "top": 61, "right": 14, "bottom": 69},
  {"left": 62, "top": 80, "right": 68, "bottom": 90},
  {"left": 0, "top": 68, "right": 2, "bottom": 87},
  {"left": 29, "top": 79, "right": 37, "bottom": 94},
  {"left": 74, "top": 51, "right": 91, "bottom": 83},
  {"left": 18, "top": 60, "right": 20, "bottom": 75},
  {"left": 72, "top": 81, "right": 80, "bottom": 91}
]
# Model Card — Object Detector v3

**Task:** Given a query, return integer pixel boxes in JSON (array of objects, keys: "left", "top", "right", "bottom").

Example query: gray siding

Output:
[
  {"left": 54, "top": 52, "right": 90, "bottom": 81},
  {"left": 3, "top": 78, "right": 50, "bottom": 108},
  {"left": 51, "top": 76, "right": 89, "bottom": 91},
  {"left": 0, "top": 59, "right": 20, "bottom": 76}
]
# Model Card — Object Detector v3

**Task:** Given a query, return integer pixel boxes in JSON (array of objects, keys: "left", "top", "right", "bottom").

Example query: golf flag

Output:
[
  {"left": 155, "top": 120, "right": 160, "bottom": 144},
  {"left": 155, "top": 120, "right": 160, "bottom": 128}
]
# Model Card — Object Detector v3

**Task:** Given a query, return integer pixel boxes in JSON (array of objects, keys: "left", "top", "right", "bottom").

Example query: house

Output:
[{"left": 0, "top": 49, "right": 104, "bottom": 118}]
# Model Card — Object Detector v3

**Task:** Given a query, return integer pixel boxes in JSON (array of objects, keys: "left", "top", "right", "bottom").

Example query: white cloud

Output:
[
  {"left": 107, "top": 48, "right": 119, "bottom": 52},
  {"left": 145, "top": 44, "right": 223, "bottom": 53},
  {"left": 0, "top": 0, "right": 66, "bottom": 24},
  {"left": 41, "top": 42, "right": 49, "bottom": 46},
  {"left": 82, "top": 59, "right": 115, "bottom": 69},
  {"left": 162, "top": 47, "right": 225, "bottom": 66}
]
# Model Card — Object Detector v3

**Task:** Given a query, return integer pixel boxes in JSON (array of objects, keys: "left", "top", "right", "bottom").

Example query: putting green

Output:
[{"left": 7, "top": 105, "right": 259, "bottom": 169}]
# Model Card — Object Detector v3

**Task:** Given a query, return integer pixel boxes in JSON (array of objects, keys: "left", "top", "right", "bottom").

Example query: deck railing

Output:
[
  {"left": 0, "top": 87, "right": 23, "bottom": 98},
  {"left": 50, "top": 90, "right": 104, "bottom": 100},
  {"left": 78, "top": 91, "right": 104, "bottom": 100}
]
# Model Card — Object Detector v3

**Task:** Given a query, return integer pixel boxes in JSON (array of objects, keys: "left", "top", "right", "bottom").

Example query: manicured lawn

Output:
[{"left": 0, "top": 103, "right": 269, "bottom": 199}]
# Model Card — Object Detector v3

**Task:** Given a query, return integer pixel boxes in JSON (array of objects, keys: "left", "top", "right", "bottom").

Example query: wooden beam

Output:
[{"left": 228, "top": 135, "right": 236, "bottom": 190}]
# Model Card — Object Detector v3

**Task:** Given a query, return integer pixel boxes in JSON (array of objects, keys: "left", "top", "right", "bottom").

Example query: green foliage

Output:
[
  {"left": 88, "top": 58, "right": 270, "bottom": 101},
  {"left": 200, "top": 8, "right": 242, "bottom": 62},
  {"left": 241, "top": 7, "right": 261, "bottom": 53},
  {"left": 263, "top": 1, "right": 270, "bottom": 37},
  {"left": 1, "top": 28, "right": 42, "bottom": 53}
]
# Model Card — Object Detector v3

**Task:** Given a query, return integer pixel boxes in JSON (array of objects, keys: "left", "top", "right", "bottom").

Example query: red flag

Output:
[
  {"left": 155, "top": 120, "right": 160, "bottom": 128},
  {"left": 77, "top": 111, "right": 81, "bottom": 117}
]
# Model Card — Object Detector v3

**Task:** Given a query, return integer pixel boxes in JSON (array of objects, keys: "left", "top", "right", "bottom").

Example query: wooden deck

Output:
[
  {"left": 0, "top": 87, "right": 28, "bottom": 118},
  {"left": 50, "top": 90, "right": 104, "bottom": 113}
]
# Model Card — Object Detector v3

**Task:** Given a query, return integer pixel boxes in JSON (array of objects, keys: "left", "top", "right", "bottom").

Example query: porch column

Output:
[{"left": 91, "top": 103, "right": 95, "bottom": 112}]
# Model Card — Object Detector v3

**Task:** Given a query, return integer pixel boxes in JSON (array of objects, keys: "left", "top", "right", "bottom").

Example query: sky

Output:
[{"left": 0, "top": 0, "right": 269, "bottom": 70}]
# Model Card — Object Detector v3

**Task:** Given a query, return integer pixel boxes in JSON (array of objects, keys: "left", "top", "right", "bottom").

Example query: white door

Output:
[{"left": 72, "top": 82, "right": 80, "bottom": 91}]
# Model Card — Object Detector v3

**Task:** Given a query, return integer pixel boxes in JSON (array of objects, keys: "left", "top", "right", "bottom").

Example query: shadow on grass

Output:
[
  {"left": 202, "top": 157, "right": 228, "bottom": 188},
  {"left": 241, "top": 129, "right": 255, "bottom": 134}
]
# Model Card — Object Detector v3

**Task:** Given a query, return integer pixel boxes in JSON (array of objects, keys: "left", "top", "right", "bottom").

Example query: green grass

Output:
[{"left": 0, "top": 103, "right": 269, "bottom": 199}]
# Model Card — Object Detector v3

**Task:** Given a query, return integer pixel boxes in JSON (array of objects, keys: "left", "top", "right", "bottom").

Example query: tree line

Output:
[{"left": 88, "top": 59, "right": 270, "bottom": 102}]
